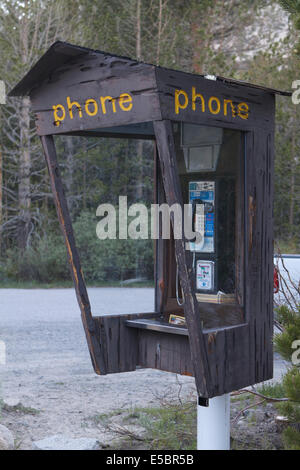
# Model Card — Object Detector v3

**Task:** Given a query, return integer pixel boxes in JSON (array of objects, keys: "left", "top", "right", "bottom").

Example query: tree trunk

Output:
[
  {"left": 136, "top": 0, "right": 141, "bottom": 60},
  {"left": 18, "top": 96, "right": 31, "bottom": 250},
  {"left": 156, "top": 0, "right": 163, "bottom": 65},
  {"left": 18, "top": 12, "right": 31, "bottom": 251}
]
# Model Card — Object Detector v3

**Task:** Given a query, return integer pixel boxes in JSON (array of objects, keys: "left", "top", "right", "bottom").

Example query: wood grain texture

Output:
[
  {"left": 31, "top": 53, "right": 161, "bottom": 135},
  {"left": 246, "top": 126, "right": 275, "bottom": 386},
  {"left": 94, "top": 313, "right": 159, "bottom": 373},
  {"left": 155, "top": 67, "right": 275, "bottom": 130},
  {"left": 138, "top": 329, "right": 193, "bottom": 376}
]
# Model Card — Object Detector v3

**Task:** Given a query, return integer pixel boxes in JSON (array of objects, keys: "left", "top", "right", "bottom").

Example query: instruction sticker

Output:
[{"left": 196, "top": 260, "right": 214, "bottom": 291}]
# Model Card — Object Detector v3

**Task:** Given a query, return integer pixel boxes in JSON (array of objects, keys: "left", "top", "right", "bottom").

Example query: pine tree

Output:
[
  {"left": 275, "top": 303, "right": 300, "bottom": 449},
  {"left": 280, "top": 0, "right": 300, "bottom": 54}
]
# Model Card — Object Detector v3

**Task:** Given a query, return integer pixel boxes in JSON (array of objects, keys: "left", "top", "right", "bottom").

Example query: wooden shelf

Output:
[{"left": 125, "top": 318, "right": 188, "bottom": 336}]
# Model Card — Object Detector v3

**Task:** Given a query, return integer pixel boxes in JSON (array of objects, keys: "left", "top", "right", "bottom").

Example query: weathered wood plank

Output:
[
  {"left": 155, "top": 67, "right": 275, "bottom": 130},
  {"left": 94, "top": 313, "right": 159, "bottom": 374},
  {"left": 32, "top": 59, "right": 161, "bottom": 135},
  {"left": 248, "top": 127, "right": 274, "bottom": 385},
  {"left": 138, "top": 329, "right": 193, "bottom": 376}
]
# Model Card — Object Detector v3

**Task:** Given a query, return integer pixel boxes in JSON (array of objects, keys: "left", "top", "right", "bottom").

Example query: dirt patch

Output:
[
  {"left": 0, "top": 384, "right": 285, "bottom": 450},
  {"left": 0, "top": 369, "right": 196, "bottom": 450}
]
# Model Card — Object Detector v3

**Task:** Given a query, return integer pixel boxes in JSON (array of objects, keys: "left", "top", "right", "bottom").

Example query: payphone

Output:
[
  {"left": 11, "top": 40, "right": 288, "bottom": 399},
  {"left": 173, "top": 122, "right": 242, "bottom": 305},
  {"left": 189, "top": 180, "right": 216, "bottom": 294}
]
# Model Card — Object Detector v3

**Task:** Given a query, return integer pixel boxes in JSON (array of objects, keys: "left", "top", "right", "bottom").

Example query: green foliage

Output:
[
  {"left": 276, "top": 238, "right": 300, "bottom": 254},
  {"left": 97, "top": 401, "right": 197, "bottom": 450},
  {"left": 0, "top": 0, "right": 300, "bottom": 285},
  {"left": 72, "top": 211, "right": 106, "bottom": 282},
  {"left": 138, "top": 402, "right": 196, "bottom": 450},
  {"left": 0, "top": 209, "right": 154, "bottom": 284},
  {"left": 280, "top": 1, "right": 300, "bottom": 15},
  {"left": 258, "top": 381, "right": 286, "bottom": 398},
  {"left": 73, "top": 210, "right": 153, "bottom": 282},
  {"left": 283, "top": 367, "right": 300, "bottom": 402},
  {"left": 3, "top": 232, "right": 69, "bottom": 283},
  {"left": 238, "top": 36, "right": 300, "bottom": 247},
  {"left": 274, "top": 305, "right": 300, "bottom": 361},
  {"left": 280, "top": 0, "right": 300, "bottom": 54},
  {"left": 275, "top": 368, "right": 300, "bottom": 449},
  {"left": 282, "top": 425, "right": 300, "bottom": 450},
  {"left": 274, "top": 301, "right": 300, "bottom": 449},
  {"left": 0, "top": 260, "right": 7, "bottom": 282}
]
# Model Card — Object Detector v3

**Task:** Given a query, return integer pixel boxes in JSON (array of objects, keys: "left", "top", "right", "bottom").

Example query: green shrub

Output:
[
  {"left": 18, "top": 233, "right": 70, "bottom": 282},
  {"left": 275, "top": 303, "right": 300, "bottom": 450},
  {"left": 274, "top": 305, "right": 300, "bottom": 362},
  {"left": 0, "top": 210, "right": 154, "bottom": 284},
  {"left": 73, "top": 210, "right": 153, "bottom": 282}
]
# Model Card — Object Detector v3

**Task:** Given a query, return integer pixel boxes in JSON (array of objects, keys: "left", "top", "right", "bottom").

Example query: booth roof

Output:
[{"left": 9, "top": 40, "right": 291, "bottom": 98}]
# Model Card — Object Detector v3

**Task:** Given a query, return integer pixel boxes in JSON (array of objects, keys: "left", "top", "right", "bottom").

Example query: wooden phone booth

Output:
[{"left": 10, "top": 41, "right": 290, "bottom": 400}]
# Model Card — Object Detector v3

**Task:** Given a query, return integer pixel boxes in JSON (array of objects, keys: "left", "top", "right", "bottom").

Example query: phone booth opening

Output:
[
  {"left": 165, "top": 123, "right": 245, "bottom": 325},
  {"left": 10, "top": 42, "right": 291, "bottom": 399}
]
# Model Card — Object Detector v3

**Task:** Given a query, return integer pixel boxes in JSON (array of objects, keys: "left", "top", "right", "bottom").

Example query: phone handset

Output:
[
  {"left": 176, "top": 264, "right": 184, "bottom": 306},
  {"left": 191, "top": 198, "right": 205, "bottom": 250}
]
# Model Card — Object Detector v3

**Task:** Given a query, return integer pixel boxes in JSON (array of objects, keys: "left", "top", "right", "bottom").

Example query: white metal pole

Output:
[{"left": 197, "top": 394, "right": 231, "bottom": 450}]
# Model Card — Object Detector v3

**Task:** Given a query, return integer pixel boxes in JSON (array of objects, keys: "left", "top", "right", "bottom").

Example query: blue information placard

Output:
[{"left": 188, "top": 181, "right": 215, "bottom": 253}]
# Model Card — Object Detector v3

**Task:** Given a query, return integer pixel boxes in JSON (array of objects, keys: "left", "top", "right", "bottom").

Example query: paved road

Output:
[
  {"left": 0, "top": 288, "right": 290, "bottom": 449},
  {"left": 0, "top": 287, "right": 289, "bottom": 384},
  {"left": 0, "top": 287, "right": 155, "bottom": 385},
  {"left": 0, "top": 287, "right": 155, "bottom": 324},
  {"left": 0, "top": 288, "right": 197, "bottom": 449}
]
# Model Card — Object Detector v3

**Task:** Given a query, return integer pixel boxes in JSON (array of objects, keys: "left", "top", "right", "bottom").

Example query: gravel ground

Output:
[
  {"left": 0, "top": 288, "right": 290, "bottom": 450},
  {"left": 0, "top": 288, "right": 196, "bottom": 449}
]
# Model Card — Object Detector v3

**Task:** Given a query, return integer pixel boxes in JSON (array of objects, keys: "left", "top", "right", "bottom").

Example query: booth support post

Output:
[{"left": 197, "top": 394, "right": 231, "bottom": 450}]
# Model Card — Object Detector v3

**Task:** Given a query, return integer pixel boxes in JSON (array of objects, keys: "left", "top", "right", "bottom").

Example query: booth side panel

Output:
[
  {"left": 94, "top": 316, "right": 138, "bottom": 373},
  {"left": 204, "top": 326, "right": 251, "bottom": 397},
  {"left": 94, "top": 313, "right": 158, "bottom": 374},
  {"left": 246, "top": 124, "right": 275, "bottom": 386},
  {"left": 208, "top": 125, "right": 274, "bottom": 395}
]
